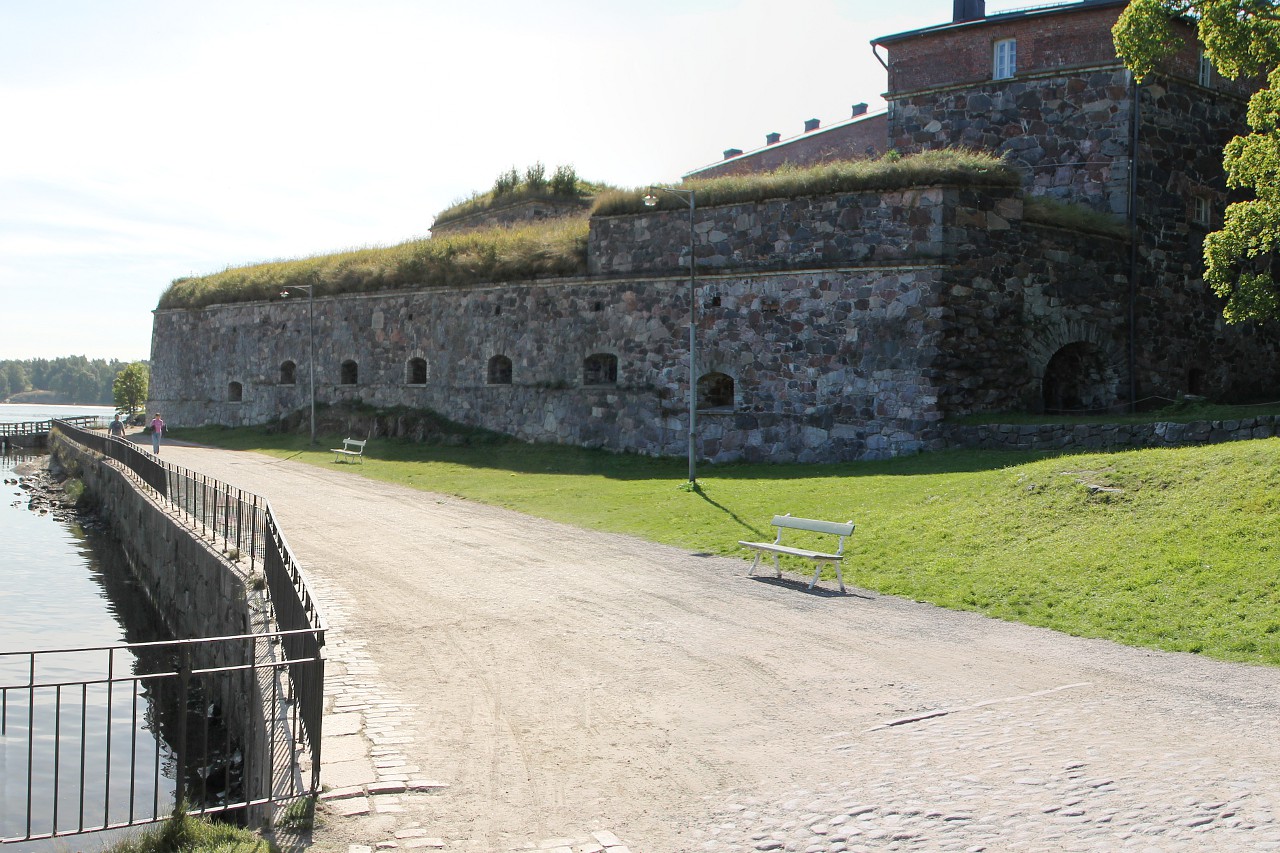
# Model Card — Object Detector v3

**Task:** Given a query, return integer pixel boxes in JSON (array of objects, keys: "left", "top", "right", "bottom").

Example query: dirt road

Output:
[{"left": 159, "top": 443, "right": 1280, "bottom": 852}]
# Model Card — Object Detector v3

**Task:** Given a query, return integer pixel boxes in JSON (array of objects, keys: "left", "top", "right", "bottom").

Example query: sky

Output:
[{"left": 0, "top": 0, "right": 1035, "bottom": 362}]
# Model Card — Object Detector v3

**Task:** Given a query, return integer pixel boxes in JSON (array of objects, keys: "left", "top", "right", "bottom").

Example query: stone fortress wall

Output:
[
  {"left": 149, "top": 0, "right": 1280, "bottom": 463},
  {"left": 151, "top": 181, "right": 1212, "bottom": 464}
]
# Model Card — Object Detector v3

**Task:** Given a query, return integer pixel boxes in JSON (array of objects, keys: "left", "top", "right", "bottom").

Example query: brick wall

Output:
[
  {"left": 689, "top": 114, "right": 889, "bottom": 179},
  {"left": 881, "top": 4, "right": 1128, "bottom": 97}
]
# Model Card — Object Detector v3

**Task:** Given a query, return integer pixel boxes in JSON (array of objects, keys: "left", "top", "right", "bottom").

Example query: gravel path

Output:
[{"left": 159, "top": 443, "right": 1280, "bottom": 853}]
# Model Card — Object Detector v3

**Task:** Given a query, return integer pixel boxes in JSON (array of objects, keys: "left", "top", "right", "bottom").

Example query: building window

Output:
[
  {"left": 1192, "top": 196, "right": 1211, "bottom": 227},
  {"left": 993, "top": 38, "right": 1017, "bottom": 80},
  {"left": 406, "top": 357, "right": 429, "bottom": 385},
  {"left": 1198, "top": 54, "right": 1213, "bottom": 87},
  {"left": 487, "top": 355, "right": 512, "bottom": 385},
  {"left": 583, "top": 353, "right": 618, "bottom": 386},
  {"left": 340, "top": 360, "right": 358, "bottom": 385},
  {"left": 697, "top": 372, "right": 735, "bottom": 411},
  {"left": 228, "top": 381, "right": 243, "bottom": 403},
  {"left": 280, "top": 361, "right": 297, "bottom": 385}
]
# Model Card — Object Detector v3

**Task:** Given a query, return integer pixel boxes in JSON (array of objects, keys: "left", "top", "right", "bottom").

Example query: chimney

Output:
[
  {"left": 766, "top": 132, "right": 781, "bottom": 145},
  {"left": 723, "top": 148, "right": 743, "bottom": 160},
  {"left": 953, "top": 0, "right": 985, "bottom": 22},
  {"left": 804, "top": 118, "right": 820, "bottom": 132},
  {"left": 851, "top": 103, "right": 868, "bottom": 117}
]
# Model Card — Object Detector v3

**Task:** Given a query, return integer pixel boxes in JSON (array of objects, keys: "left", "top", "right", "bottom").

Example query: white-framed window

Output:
[
  {"left": 1198, "top": 53, "right": 1213, "bottom": 87},
  {"left": 993, "top": 38, "right": 1017, "bottom": 80},
  {"left": 1192, "top": 196, "right": 1211, "bottom": 227}
]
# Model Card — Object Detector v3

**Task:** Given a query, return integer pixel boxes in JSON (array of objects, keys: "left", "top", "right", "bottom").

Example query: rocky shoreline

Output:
[{"left": 5, "top": 456, "right": 89, "bottom": 523}]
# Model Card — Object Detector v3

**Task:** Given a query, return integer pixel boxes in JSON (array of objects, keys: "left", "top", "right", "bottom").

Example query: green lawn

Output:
[{"left": 174, "top": 426, "right": 1280, "bottom": 667}]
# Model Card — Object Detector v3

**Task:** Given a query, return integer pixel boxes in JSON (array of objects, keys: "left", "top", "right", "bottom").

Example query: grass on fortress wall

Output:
[
  {"left": 174, "top": 425, "right": 1280, "bottom": 668},
  {"left": 158, "top": 151, "right": 1018, "bottom": 311},
  {"left": 590, "top": 149, "right": 1019, "bottom": 216},
  {"left": 157, "top": 219, "right": 589, "bottom": 311}
]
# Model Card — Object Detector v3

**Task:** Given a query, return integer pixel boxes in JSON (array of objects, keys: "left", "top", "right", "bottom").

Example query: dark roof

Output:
[
  {"left": 871, "top": 0, "right": 1128, "bottom": 47},
  {"left": 683, "top": 110, "right": 887, "bottom": 179}
]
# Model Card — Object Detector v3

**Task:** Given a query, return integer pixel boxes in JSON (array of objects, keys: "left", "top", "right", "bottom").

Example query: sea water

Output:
[{"left": 0, "top": 404, "right": 177, "bottom": 849}]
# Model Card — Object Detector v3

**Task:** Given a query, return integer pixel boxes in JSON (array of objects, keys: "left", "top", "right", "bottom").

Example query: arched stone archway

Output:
[{"left": 1041, "top": 341, "right": 1120, "bottom": 413}]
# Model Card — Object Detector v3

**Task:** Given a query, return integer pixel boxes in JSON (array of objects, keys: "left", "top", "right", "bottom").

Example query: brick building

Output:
[
  {"left": 687, "top": 0, "right": 1272, "bottom": 410},
  {"left": 686, "top": 105, "right": 888, "bottom": 180}
]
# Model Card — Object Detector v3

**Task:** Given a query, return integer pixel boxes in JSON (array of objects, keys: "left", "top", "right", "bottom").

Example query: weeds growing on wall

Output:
[
  {"left": 432, "top": 163, "right": 610, "bottom": 229},
  {"left": 159, "top": 150, "right": 1022, "bottom": 312},
  {"left": 590, "top": 149, "right": 1019, "bottom": 216},
  {"left": 158, "top": 219, "right": 590, "bottom": 311}
]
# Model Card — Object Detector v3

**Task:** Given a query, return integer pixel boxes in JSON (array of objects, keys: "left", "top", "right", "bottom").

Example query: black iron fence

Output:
[
  {"left": 36, "top": 420, "right": 328, "bottom": 839},
  {"left": 0, "top": 631, "right": 323, "bottom": 843}
]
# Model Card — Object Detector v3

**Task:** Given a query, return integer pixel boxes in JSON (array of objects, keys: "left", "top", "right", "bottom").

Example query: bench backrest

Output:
[
  {"left": 344, "top": 438, "right": 367, "bottom": 451},
  {"left": 771, "top": 514, "right": 854, "bottom": 537}
]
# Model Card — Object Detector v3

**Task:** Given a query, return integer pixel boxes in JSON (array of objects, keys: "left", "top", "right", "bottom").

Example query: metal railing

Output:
[
  {"left": 0, "top": 631, "right": 323, "bottom": 843},
  {"left": 0, "top": 416, "right": 101, "bottom": 439},
  {"left": 51, "top": 421, "right": 324, "bottom": 641},
  {"left": 38, "top": 420, "right": 328, "bottom": 839}
]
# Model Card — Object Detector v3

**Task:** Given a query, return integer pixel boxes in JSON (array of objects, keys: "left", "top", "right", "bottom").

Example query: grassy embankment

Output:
[
  {"left": 173, "top": 422, "right": 1280, "bottom": 667},
  {"left": 158, "top": 150, "right": 1035, "bottom": 311},
  {"left": 105, "top": 811, "right": 272, "bottom": 853}
]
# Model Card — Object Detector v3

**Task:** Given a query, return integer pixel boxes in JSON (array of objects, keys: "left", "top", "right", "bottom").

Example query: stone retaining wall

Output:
[
  {"left": 945, "top": 415, "right": 1280, "bottom": 452},
  {"left": 53, "top": 434, "right": 272, "bottom": 813}
]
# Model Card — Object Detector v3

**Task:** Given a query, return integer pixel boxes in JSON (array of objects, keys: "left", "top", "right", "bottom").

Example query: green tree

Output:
[
  {"left": 113, "top": 362, "right": 150, "bottom": 417},
  {"left": 1114, "top": 1, "right": 1280, "bottom": 323},
  {"left": 1, "top": 362, "right": 30, "bottom": 400}
]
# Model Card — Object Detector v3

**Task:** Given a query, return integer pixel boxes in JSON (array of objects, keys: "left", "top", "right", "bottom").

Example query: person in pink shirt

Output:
[{"left": 149, "top": 413, "right": 165, "bottom": 454}]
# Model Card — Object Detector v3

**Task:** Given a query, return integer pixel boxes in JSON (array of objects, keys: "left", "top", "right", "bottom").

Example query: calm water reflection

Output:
[{"left": 1, "top": 444, "right": 177, "bottom": 849}]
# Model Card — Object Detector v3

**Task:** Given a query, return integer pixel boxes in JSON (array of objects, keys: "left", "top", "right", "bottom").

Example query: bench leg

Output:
[
  {"left": 746, "top": 552, "right": 762, "bottom": 577},
  {"left": 773, "top": 553, "right": 781, "bottom": 579},
  {"left": 834, "top": 562, "right": 846, "bottom": 594},
  {"left": 808, "top": 562, "right": 823, "bottom": 590}
]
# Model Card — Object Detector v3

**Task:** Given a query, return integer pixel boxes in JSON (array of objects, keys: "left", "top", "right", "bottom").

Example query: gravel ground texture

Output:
[{"left": 152, "top": 441, "right": 1280, "bottom": 853}]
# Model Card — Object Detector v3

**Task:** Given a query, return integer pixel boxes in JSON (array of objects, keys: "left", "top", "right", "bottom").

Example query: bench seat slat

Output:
[
  {"left": 769, "top": 515, "right": 855, "bottom": 536},
  {"left": 737, "top": 540, "right": 842, "bottom": 562}
]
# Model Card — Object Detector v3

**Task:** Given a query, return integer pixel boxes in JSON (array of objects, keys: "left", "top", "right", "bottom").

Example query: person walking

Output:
[
  {"left": 109, "top": 414, "right": 125, "bottom": 439},
  {"left": 149, "top": 413, "right": 165, "bottom": 454}
]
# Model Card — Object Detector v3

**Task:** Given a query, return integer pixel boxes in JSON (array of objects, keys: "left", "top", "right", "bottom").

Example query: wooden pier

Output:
[{"left": 0, "top": 416, "right": 103, "bottom": 450}]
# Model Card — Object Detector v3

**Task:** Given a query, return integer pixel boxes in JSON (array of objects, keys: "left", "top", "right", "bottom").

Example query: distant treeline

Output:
[{"left": 0, "top": 356, "right": 136, "bottom": 405}]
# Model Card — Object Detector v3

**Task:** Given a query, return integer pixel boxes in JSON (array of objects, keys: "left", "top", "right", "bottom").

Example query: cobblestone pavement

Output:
[{"left": 158, "top": 443, "right": 1280, "bottom": 853}]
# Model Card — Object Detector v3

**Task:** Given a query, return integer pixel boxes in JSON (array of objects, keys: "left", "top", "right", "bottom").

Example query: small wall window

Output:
[
  {"left": 583, "top": 353, "right": 618, "bottom": 386},
  {"left": 993, "top": 38, "right": 1017, "bottom": 80},
  {"left": 1192, "top": 196, "right": 1211, "bottom": 227},
  {"left": 228, "top": 381, "right": 243, "bottom": 403},
  {"left": 340, "top": 360, "right": 359, "bottom": 385},
  {"left": 487, "top": 355, "right": 512, "bottom": 385},
  {"left": 406, "top": 357, "right": 429, "bottom": 385},
  {"left": 697, "top": 372, "right": 735, "bottom": 411},
  {"left": 280, "top": 361, "right": 297, "bottom": 385},
  {"left": 1198, "top": 54, "right": 1213, "bottom": 87}
]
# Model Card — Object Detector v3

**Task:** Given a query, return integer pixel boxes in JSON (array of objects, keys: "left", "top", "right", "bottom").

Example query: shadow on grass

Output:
[{"left": 172, "top": 426, "right": 1064, "bottom": 483}]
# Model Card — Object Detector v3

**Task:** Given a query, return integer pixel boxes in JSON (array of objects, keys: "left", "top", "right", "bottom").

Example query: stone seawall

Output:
[
  {"left": 945, "top": 415, "right": 1280, "bottom": 452},
  {"left": 53, "top": 434, "right": 271, "bottom": 812}
]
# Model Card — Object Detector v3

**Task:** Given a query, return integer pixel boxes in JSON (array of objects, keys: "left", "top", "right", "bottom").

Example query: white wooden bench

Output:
[
  {"left": 331, "top": 437, "right": 366, "bottom": 463},
  {"left": 739, "top": 514, "right": 855, "bottom": 593}
]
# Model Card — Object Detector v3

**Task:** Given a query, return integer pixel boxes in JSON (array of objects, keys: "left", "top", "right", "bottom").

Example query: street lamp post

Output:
[
  {"left": 643, "top": 186, "right": 698, "bottom": 485},
  {"left": 279, "top": 285, "right": 316, "bottom": 445}
]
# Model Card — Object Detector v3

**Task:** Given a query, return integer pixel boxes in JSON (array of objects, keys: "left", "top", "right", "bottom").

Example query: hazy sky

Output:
[{"left": 1, "top": 0, "right": 1034, "bottom": 361}]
